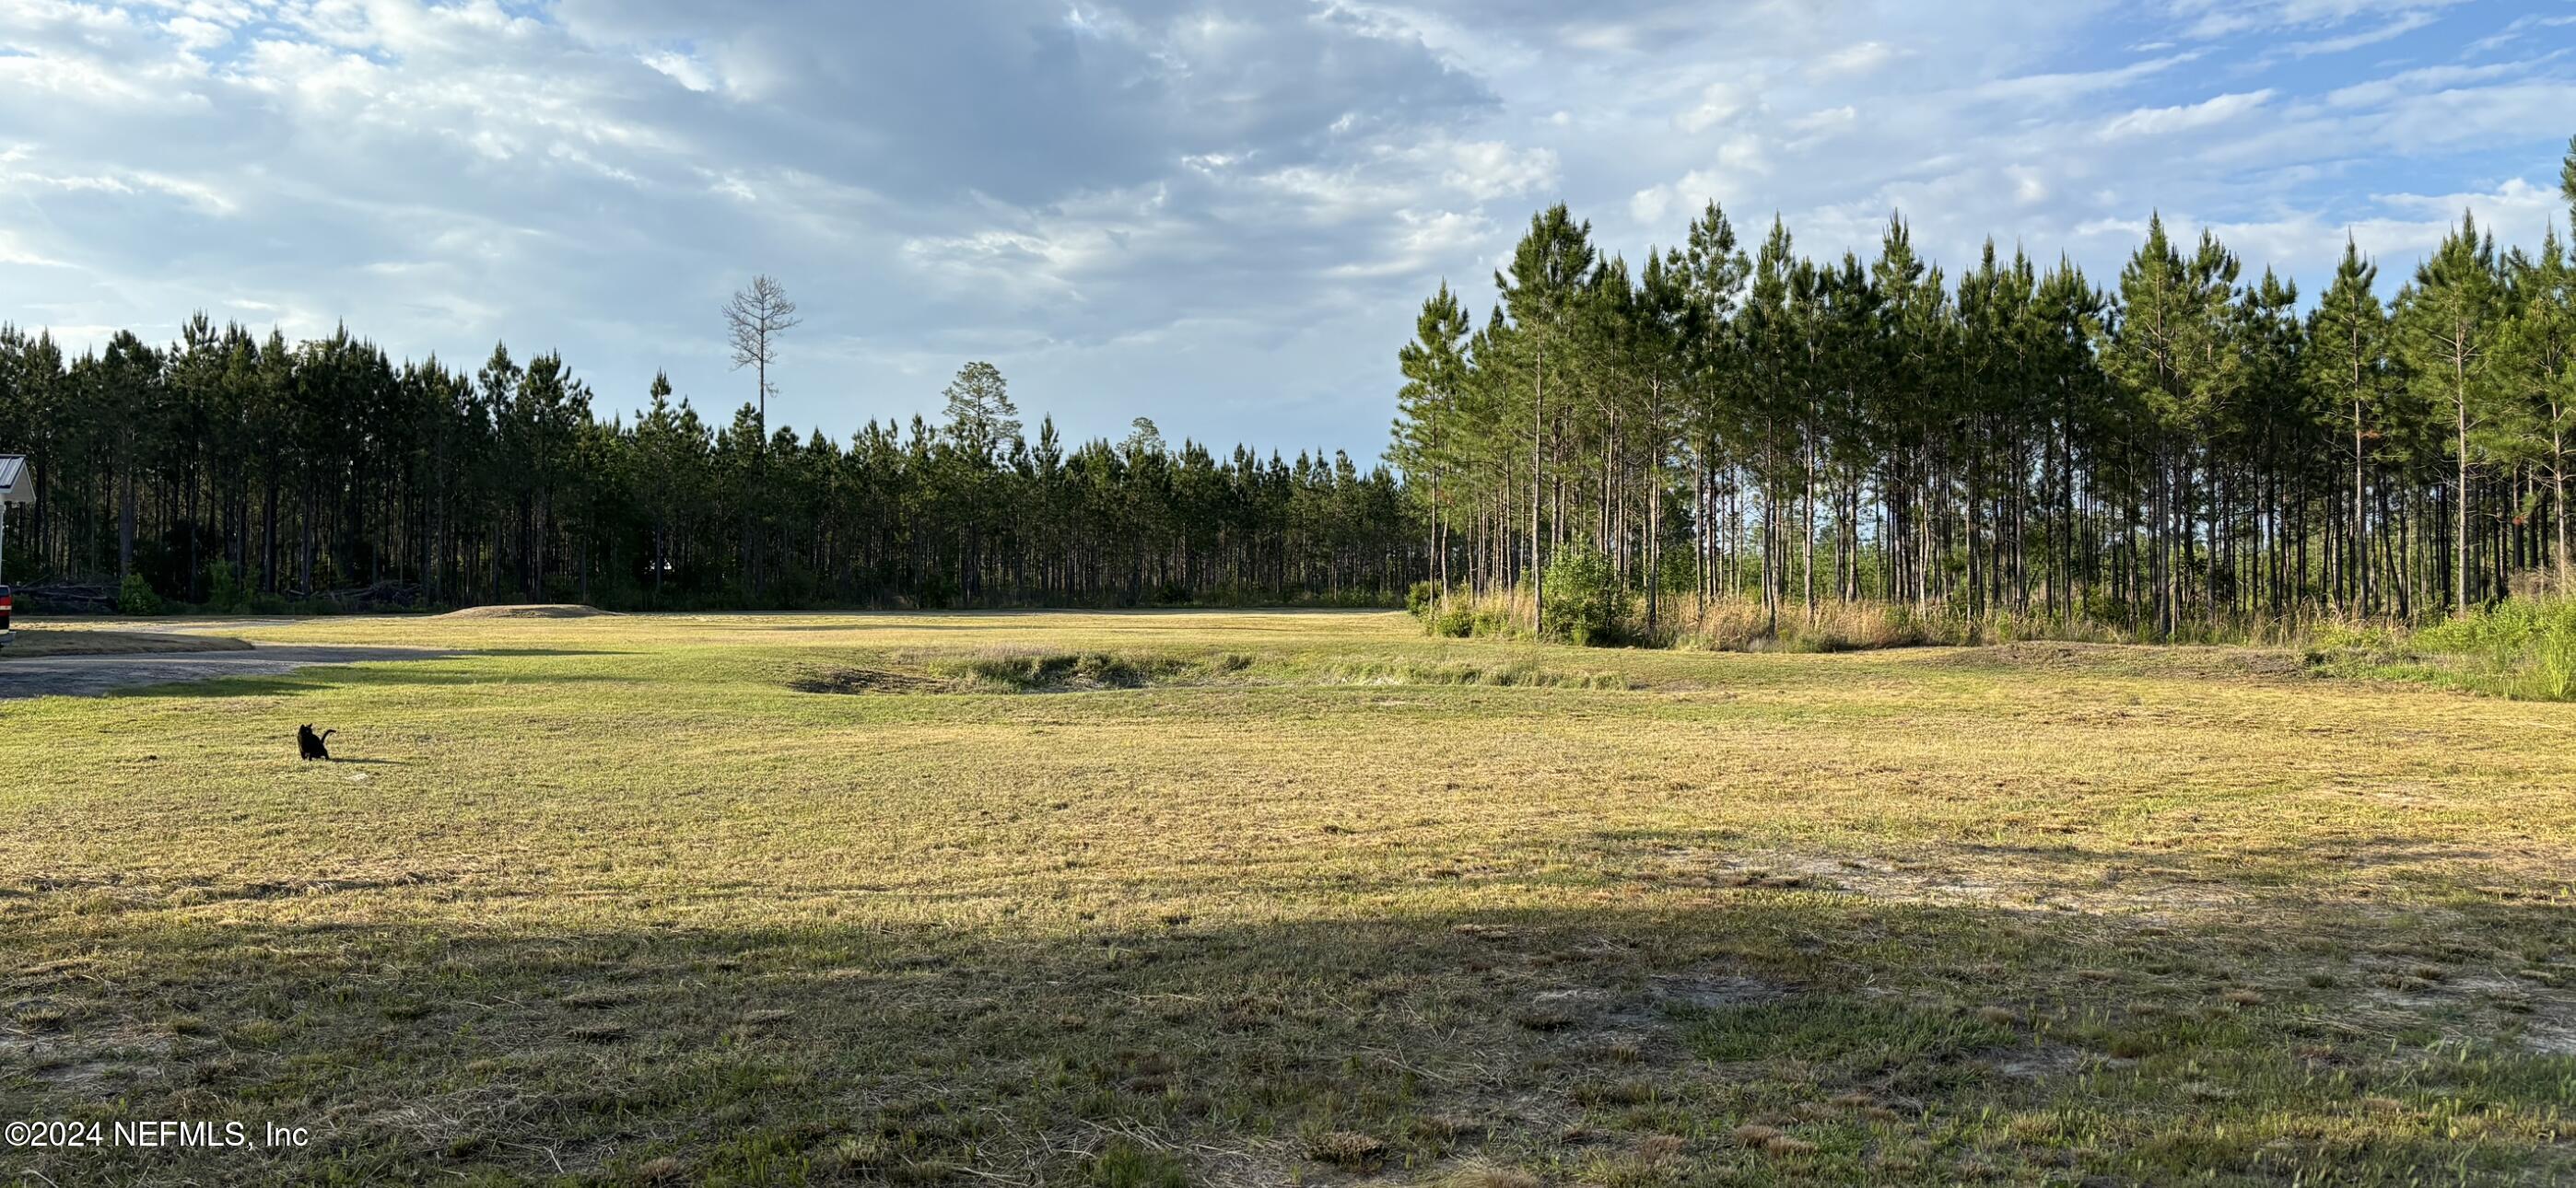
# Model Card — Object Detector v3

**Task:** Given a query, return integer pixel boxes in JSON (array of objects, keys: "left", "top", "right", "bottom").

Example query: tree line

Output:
[
  {"left": 1392, "top": 138, "right": 2576, "bottom": 638},
  {"left": 0, "top": 311, "right": 1417, "bottom": 611},
  {"left": 9, "top": 140, "right": 2573, "bottom": 631}
]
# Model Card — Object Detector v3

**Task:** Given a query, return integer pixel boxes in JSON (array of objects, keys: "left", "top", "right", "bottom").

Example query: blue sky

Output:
[{"left": 3, "top": 0, "right": 2572, "bottom": 460}]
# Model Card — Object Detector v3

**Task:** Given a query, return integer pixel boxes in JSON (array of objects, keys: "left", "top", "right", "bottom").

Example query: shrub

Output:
[
  {"left": 1405, "top": 579, "right": 1446, "bottom": 621},
  {"left": 117, "top": 572, "right": 165, "bottom": 616},
  {"left": 205, "top": 561, "right": 255, "bottom": 613},
  {"left": 1540, "top": 545, "right": 1625, "bottom": 646}
]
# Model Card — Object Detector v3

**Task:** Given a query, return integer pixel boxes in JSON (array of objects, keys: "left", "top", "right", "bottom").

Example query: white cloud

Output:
[
  {"left": 1630, "top": 185, "right": 1673, "bottom": 227},
  {"left": 2008, "top": 166, "right": 2049, "bottom": 205},
  {"left": 2169, "top": 0, "right": 2471, "bottom": 41},
  {"left": 1971, "top": 52, "right": 2200, "bottom": 104},
  {"left": 638, "top": 51, "right": 716, "bottom": 93},
  {"left": 1788, "top": 106, "right": 1857, "bottom": 135},
  {"left": 1440, "top": 140, "right": 1558, "bottom": 201},
  {"left": 2284, "top": 10, "right": 2433, "bottom": 55},
  {"left": 2467, "top": 13, "right": 2576, "bottom": 54},
  {"left": 2324, "top": 62, "right": 2526, "bottom": 108},
  {"left": 0, "top": 230, "right": 67, "bottom": 268},
  {"left": 1676, "top": 81, "right": 1751, "bottom": 134},
  {"left": 1, "top": 0, "right": 2571, "bottom": 460},
  {"left": 1814, "top": 41, "right": 1898, "bottom": 76},
  {"left": 2100, "top": 89, "right": 2277, "bottom": 138}
]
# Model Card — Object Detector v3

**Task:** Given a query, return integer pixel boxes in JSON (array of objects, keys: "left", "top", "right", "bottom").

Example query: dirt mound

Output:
[{"left": 436, "top": 604, "right": 617, "bottom": 620}]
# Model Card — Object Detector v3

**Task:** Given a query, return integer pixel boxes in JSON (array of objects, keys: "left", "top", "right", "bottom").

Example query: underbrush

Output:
[
  {"left": 928, "top": 650, "right": 1197, "bottom": 691},
  {"left": 2307, "top": 596, "right": 2576, "bottom": 701},
  {"left": 1413, "top": 585, "right": 2169, "bottom": 653},
  {"left": 1320, "top": 657, "right": 1630, "bottom": 689}
]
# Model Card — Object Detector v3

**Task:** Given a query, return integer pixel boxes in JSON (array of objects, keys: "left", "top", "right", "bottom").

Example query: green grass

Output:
[
  {"left": 3, "top": 610, "right": 2573, "bottom": 1184},
  {"left": 2307, "top": 598, "right": 2576, "bottom": 702}
]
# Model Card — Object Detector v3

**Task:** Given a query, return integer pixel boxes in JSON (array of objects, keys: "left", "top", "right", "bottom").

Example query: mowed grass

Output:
[{"left": 3, "top": 611, "right": 2573, "bottom": 1185}]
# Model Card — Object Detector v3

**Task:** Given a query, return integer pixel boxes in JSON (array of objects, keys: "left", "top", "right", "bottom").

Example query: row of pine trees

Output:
[
  {"left": 1391, "top": 140, "right": 2576, "bottom": 637},
  {"left": 6, "top": 141, "right": 2570, "bottom": 630},
  {"left": 0, "top": 326, "right": 1417, "bottom": 610}
]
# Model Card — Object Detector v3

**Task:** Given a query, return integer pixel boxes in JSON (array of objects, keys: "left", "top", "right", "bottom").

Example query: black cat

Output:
[{"left": 298, "top": 725, "right": 336, "bottom": 762}]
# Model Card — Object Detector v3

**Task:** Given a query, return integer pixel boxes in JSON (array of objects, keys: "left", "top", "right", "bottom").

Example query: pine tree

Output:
[
  {"left": 1393, "top": 282, "right": 1471, "bottom": 591},
  {"left": 1495, "top": 205, "right": 1598, "bottom": 633},
  {"left": 2397, "top": 215, "right": 2504, "bottom": 610},
  {"left": 940, "top": 361, "right": 1021, "bottom": 463},
  {"left": 2308, "top": 239, "right": 2388, "bottom": 611}
]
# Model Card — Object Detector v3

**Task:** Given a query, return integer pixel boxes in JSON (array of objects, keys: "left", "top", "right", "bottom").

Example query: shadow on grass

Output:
[
  {"left": 7, "top": 888, "right": 2571, "bottom": 1186},
  {"left": 110, "top": 665, "right": 645, "bottom": 700}
]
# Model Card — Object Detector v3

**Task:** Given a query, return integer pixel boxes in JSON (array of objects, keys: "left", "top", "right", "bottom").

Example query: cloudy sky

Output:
[{"left": 3, "top": 1, "right": 2573, "bottom": 459}]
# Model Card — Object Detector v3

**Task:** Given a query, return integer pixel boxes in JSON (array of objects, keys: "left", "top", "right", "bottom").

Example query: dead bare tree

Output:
[
  {"left": 723, "top": 274, "right": 802, "bottom": 438},
  {"left": 723, "top": 274, "right": 801, "bottom": 600}
]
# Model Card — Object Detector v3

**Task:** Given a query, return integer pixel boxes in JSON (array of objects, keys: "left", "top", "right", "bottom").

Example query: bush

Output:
[
  {"left": 1540, "top": 545, "right": 1625, "bottom": 646},
  {"left": 205, "top": 561, "right": 255, "bottom": 613},
  {"left": 1405, "top": 579, "right": 1446, "bottom": 621},
  {"left": 117, "top": 572, "right": 165, "bottom": 616}
]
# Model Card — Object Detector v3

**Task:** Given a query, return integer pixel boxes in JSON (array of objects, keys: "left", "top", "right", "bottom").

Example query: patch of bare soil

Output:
[
  {"left": 435, "top": 604, "right": 617, "bottom": 620},
  {"left": 790, "top": 668, "right": 954, "bottom": 694},
  {"left": 0, "top": 629, "right": 253, "bottom": 658}
]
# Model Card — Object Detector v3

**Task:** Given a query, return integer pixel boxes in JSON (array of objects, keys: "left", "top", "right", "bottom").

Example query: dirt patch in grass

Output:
[
  {"left": 790, "top": 652, "right": 1190, "bottom": 693},
  {"left": 0, "top": 629, "right": 253, "bottom": 658},
  {"left": 435, "top": 603, "right": 617, "bottom": 619},
  {"left": 790, "top": 667, "right": 955, "bottom": 694},
  {"left": 791, "top": 648, "right": 1634, "bottom": 694},
  {"left": 0, "top": 1031, "right": 176, "bottom": 1095}
]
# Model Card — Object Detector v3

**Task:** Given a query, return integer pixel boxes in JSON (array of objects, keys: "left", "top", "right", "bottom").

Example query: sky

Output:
[{"left": 3, "top": 1, "right": 2574, "bottom": 461}]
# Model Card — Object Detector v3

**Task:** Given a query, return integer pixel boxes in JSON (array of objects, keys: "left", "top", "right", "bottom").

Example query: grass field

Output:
[{"left": 4, "top": 610, "right": 2573, "bottom": 1185}]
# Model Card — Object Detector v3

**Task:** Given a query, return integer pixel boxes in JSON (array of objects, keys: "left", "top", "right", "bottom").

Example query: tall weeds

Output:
[
  {"left": 2403, "top": 595, "right": 2576, "bottom": 701},
  {"left": 1413, "top": 586, "right": 2250, "bottom": 652}
]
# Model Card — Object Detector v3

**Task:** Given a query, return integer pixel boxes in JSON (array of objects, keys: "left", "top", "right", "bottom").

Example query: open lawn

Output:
[{"left": 3, "top": 610, "right": 2573, "bottom": 1185}]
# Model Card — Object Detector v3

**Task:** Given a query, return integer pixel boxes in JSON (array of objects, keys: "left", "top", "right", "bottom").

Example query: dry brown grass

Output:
[{"left": 1, "top": 609, "right": 2571, "bottom": 1185}]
